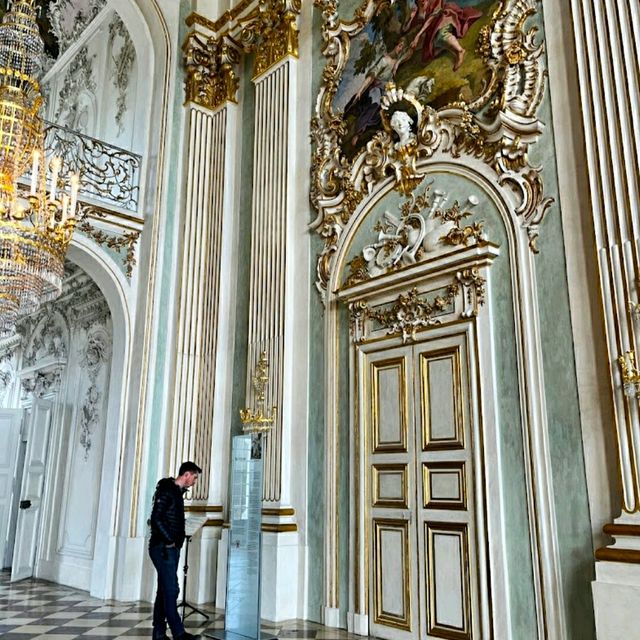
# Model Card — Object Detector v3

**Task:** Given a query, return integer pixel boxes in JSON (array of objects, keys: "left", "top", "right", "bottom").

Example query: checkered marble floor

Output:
[{"left": 0, "top": 571, "right": 359, "bottom": 640}]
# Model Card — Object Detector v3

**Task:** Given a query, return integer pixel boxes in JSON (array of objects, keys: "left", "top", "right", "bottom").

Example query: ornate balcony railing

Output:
[{"left": 42, "top": 122, "right": 142, "bottom": 212}]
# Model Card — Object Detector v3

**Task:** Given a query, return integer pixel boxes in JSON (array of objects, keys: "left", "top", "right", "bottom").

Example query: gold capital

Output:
[
  {"left": 239, "top": 0, "right": 301, "bottom": 79},
  {"left": 183, "top": 30, "right": 240, "bottom": 111}
]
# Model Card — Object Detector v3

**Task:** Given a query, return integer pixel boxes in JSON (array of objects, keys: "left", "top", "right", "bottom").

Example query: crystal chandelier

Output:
[{"left": 0, "top": 0, "right": 79, "bottom": 335}]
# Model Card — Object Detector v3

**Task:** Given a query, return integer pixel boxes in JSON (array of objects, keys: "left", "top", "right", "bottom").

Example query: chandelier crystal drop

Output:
[{"left": 0, "top": 0, "right": 79, "bottom": 335}]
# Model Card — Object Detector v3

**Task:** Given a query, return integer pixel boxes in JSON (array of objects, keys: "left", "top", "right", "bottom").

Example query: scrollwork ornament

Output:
[
  {"left": 23, "top": 313, "right": 68, "bottom": 368},
  {"left": 75, "top": 204, "right": 140, "bottom": 278},
  {"left": 311, "top": 0, "right": 552, "bottom": 293},
  {"left": 80, "top": 330, "right": 111, "bottom": 383},
  {"left": 48, "top": 0, "right": 106, "bottom": 55},
  {"left": 366, "top": 285, "right": 460, "bottom": 343},
  {"left": 456, "top": 268, "right": 486, "bottom": 317},
  {"left": 108, "top": 15, "right": 136, "bottom": 135},
  {"left": 349, "top": 300, "right": 368, "bottom": 342},
  {"left": 344, "top": 183, "right": 487, "bottom": 286},
  {"left": 79, "top": 384, "right": 100, "bottom": 460},
  {"left": 43, "top": 123, "right": 141, "bottom": 212},
  {"left": 54, "top": 46, "right": 97, "bottom": 127},
  {"left": 0, "top": 356, "right": 14, "bottom": 402},
  {"left": 21, "top": 368, "right": 64, "bottom": 399}
]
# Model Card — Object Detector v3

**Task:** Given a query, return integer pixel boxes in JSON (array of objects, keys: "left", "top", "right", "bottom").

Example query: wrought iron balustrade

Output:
[{"left": 41, "top": 122, "right": 142, "bottom": 212}]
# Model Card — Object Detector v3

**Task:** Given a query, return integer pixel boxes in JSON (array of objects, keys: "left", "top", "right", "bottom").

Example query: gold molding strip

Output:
[
  {"left": 80, "top": 202, "right": 144, "bottom": 230},
  {"left": 603, "top": 523, "right": 640, "bottom": 537},
  {"left": 595, "top": 547, "right": 640, "bottom": 564},
  {"left": 185, "top": 504, "right": 223, "bottom": 513},
  {"left": 186, "top": 0, "right": 254, "bottom": 35},
  {"left": 204, "top": 518, "right": 225, "bottom": 527},
  {"left": 262, "top": 523, "right": 298, "bottom": 533},
  {"left": 185, "top": 12, "right": 217, "bottom": 33},
  {"left": 262, "top": 507, "right": 295, "bottom": 516}
]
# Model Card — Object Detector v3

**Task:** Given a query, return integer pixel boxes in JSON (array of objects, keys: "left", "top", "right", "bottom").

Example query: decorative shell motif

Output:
[
  {"left": 311, "top": 0, "right": 552, "bottom": 295},
  {"left": 344, "top": 182, "right": 487, "bottom": 286}
]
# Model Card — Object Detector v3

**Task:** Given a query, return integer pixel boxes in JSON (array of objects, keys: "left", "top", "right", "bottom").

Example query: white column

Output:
[
  {"left": 570, "top": 0, "right": 640, "bottom": 637},
  {"left": 173, "top": 77, "right": 242, "bottom": 603},
  {"left": 244, "top": 52, "right": 308, "bottom": 620}
]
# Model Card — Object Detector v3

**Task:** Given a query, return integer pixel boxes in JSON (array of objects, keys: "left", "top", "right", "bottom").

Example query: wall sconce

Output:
[
  {"left": 240, "top": 351, "right": 277, "bottom": 432},
  {"left": 618, "top": 350, "right": 640, "bottom": 398}
]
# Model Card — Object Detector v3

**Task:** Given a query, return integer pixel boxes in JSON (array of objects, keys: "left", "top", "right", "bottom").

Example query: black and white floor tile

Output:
[{"left": 0, "top": 571, "right": 358, "bottom": 640}]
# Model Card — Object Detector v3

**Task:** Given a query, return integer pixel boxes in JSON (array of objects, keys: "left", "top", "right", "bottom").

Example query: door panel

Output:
[
  {"left": 361, "top": 330, "right": 483, "bottom": 640},
  {"left": 373, "top": 519, "right": 412, "bottom": 630},
  {"left": 0, "top": 409, "right": 23, "bottom": 568},
  {"left": 11, "top": 400, "right": 53, "bottom": 582},
  {"left": 415, "top": 334, "right": 478, "bottom": 640},
  {"left": 367, "top": 347, "right": 417, "bottom": 640},
  {"left": 373, "top": 464, "right": 408, "bottom": 509},
  {"left": 421, "top": 348, "right": 464, "bottom": 450},
  {"left": 422, "top": 461, "right": 466, "bottom": 511},
  {"left": 425, "top": 522, "right": 472, "bottom": 639},
  {"left": 371, "top": 357, "right": 409, "bottom": 453}
]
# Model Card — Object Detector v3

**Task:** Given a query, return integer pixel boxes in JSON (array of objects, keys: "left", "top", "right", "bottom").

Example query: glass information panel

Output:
[{"left": 224, "top": 433, "right": 264, "bottom": 639}]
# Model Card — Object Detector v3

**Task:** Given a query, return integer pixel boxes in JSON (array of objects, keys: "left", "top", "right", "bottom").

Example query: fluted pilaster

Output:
[
  {"left": 246, "top": 60, "right": 292, "bottom": 503},
  {"left": 572, "top": 0, "right": 640, "bottom": 519}
]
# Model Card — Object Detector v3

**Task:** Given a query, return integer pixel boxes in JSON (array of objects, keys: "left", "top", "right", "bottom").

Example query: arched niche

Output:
[{"left": 66, "top": 234, "right": 133, "bottom": 597}]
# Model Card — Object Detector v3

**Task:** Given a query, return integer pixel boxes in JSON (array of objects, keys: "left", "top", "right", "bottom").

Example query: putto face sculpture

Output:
[{"left": 389, "top": 110, "right": 415, "bottom": 148}]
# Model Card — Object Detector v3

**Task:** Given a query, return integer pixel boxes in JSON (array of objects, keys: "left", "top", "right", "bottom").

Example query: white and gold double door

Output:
[{"left": 362, "top": 330, "right": 482, "bottom": 640}]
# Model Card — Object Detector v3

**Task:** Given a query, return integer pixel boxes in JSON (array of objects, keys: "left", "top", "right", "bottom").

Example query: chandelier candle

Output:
[{"left": 0, "top": 0, "right": 79, "bottom": 335}]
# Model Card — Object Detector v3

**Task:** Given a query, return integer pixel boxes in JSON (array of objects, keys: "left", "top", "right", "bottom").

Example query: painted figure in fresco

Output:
[
  {"left": 401, "top": 0, "right": 482, "bottom": 71},
  {"left": 344, "top": 38, "right": 407, "bottom": 145}
]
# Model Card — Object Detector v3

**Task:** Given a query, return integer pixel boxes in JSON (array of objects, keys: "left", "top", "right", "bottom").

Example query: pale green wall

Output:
[
  {"left": 143, "top": 1, "right": 190, "bottom": 518},
  {"left": 307, "top": 5, "right": 329, "bottom": 622},
  {"left": 145, "top": 2, "right": 594, "bottom": 632},
  {"left": 307, "top": 234, "right": 326, "bottom": 621},
  {"left": 307, "top": 1, "right": 595, "bottom": 635},
  {"left": 230, "top": 55, "right": 256, "bottom": 442},
  {"left": 531, "top": 10, "right": 596, "bottom": 632}
]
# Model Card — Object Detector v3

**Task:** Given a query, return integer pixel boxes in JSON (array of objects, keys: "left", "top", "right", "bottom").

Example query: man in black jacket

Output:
[{"left": 149, "top": 461, "right": 202, "bottom": 640}]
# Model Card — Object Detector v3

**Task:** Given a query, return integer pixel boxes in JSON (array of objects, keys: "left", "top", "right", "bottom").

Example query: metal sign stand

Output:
[{"left": 179, "top": 514, "right": 209, "bottom": 622}]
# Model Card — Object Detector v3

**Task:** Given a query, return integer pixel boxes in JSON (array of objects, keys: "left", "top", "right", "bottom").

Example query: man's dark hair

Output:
[{"left": 178, "top": 461, "right": 202, "bottom": 476}]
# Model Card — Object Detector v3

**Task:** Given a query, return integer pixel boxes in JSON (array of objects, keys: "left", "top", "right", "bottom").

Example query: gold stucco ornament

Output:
[{"left": 311, "top": 0, "right": 552, "bottom": 295}]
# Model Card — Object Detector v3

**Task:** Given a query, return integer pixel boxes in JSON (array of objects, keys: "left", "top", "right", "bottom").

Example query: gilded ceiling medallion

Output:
[{"left": 311, "top": 0, "right": 552, "bottom": 294}]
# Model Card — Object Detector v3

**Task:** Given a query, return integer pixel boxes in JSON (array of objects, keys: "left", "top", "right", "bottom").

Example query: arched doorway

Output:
[{"left": 0, "top": 247, "right": 131, "bottom": 595}]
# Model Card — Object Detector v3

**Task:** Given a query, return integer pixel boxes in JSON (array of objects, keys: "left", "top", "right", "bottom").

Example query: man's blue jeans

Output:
[{"left": 149, "top": 544, "right": 185, "bottom": 639}]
